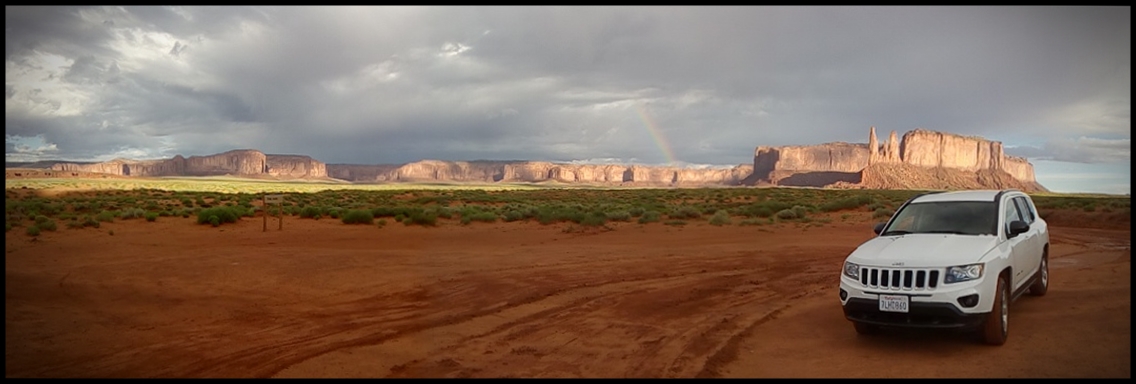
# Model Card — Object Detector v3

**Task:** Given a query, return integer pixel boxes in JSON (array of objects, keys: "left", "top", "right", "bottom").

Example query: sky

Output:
[{"left": 5, "top": 6, "right": 1131, "bottom": 195}]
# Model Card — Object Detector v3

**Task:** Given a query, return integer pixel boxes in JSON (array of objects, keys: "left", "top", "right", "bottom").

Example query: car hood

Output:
[{"left": 846, "top": 234, "right": 999, "bottom": 267}]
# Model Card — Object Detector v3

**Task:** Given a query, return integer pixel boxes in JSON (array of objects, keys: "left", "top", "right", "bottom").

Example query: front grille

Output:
[{"left": 859, "top": 267, "right": 939, "bottom": 290}]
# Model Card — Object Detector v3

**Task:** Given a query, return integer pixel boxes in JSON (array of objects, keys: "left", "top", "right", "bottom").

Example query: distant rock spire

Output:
[
  {"left": 883, "top": 130, "right": 901, "bottom": 162},
  {"left": 868, "top": 126, "right": 879, "bottom": 164}
]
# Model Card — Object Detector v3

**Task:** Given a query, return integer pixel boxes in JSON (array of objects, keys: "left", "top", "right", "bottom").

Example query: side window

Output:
[
  {"left": 1003, "top": 198, "right": 1024, "bottom": 235},
  {"left": 1013, "top": 196, "right": 1035, "bottom": 224}
]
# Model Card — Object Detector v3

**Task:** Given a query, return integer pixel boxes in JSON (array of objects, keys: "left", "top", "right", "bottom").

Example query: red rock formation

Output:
[
  {"left": 752, "top": 127, "right": 1046, "bottom": 191},
  {"left": 502, "top": 162, "right": 556, "bottom": 182},
  {"left": 326, "top": 164, "right": 402, "bottom": 182},
  {"left": 183, "top": 149, "right": 266, "bottom": 176},
  {"left": 50, "top": 150, "right": 330, "bottom": 179},
  {"left": 868, "top": 126, "right": 880, "bottom": 163},
  {"left": 266, "top": 155, "right": 328, "bottom": 178},
  {"left": 324, "top": 160, "right": 747, "bottom": 185},
  {"left": 753, "top": 142, "right": 870, "bottom": 183}
]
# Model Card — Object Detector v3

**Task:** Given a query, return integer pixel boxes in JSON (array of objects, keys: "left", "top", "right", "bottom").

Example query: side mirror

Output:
[
  {"left": 1007, "top": 220, "right": 1029, "bottom": 238},
  {"left": 873, "top": 222, "right": 886, "bottom": 235}
]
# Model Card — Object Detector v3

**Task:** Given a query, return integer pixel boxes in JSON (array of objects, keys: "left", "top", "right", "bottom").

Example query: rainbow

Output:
[{"left": 635, "top": 104, "right": 678, "bottom": 166}]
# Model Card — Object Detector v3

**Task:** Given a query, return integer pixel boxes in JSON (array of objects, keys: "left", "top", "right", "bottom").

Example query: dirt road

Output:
[{"left": 5, "top": 211, "right": 1130, "bottom": 378}]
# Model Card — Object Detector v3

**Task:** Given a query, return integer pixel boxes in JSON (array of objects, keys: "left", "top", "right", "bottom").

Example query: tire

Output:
[
  {"left": 853, "top": 321, "right": 879, "bottom": 335},
  {"left": 981, "top": 275, "right": 1009, "bottom": 345},
  {"left": 1029, "top": 250, "right": 1049, "bottom": 297}
]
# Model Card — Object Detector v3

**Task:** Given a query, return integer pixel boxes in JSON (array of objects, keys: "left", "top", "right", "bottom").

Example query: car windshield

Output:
[{"left": 881, "top": 201, "right": 997, "bottom": 236}]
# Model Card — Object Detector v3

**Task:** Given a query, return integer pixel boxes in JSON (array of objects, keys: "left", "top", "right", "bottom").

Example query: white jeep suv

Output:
[{"left": 838, "top": 189, "right": 1049, "bottom": 345}]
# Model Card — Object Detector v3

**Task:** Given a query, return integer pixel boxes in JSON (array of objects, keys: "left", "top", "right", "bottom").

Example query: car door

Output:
[
  {"left": 1001, "top": 195, "right": 1030, "bottom": 292},
  {"left": 1012, "top": 196, "right": 1043, "bottom": 281}
]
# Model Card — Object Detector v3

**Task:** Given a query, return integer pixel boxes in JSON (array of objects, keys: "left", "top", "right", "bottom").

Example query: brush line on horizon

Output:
[{"left": 635, "top": 104, "right": 678, "bottom": 166}]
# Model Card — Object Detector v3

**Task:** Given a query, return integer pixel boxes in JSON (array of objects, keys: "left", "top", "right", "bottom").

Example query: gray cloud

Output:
[
  {"left": 1007, "top": 137, "right": 1130, "bottom": 164},
  {"left": 4, "top": 5, "right": 1130, "bottom": 190}
]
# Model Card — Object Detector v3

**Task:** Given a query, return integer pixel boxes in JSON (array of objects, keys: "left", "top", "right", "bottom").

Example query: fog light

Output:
[
  {"left": 839, "top": 288, "right": 848, "bottom": 300},
  {"left": 958, "top": 294, "right": 979, "bottom": 308}
]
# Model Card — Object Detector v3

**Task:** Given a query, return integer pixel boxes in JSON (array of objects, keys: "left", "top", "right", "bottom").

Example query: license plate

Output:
[{"left": 879, "top": 294, "right": 909, "bottom": 313}]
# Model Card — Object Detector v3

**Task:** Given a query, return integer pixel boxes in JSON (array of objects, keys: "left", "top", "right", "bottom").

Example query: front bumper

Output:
[
  {"left": 841, "top": 297, "right": 987, "bottom": 329},
  {"left": 839, "top": 272, "right": 998, "bottom": 329}
]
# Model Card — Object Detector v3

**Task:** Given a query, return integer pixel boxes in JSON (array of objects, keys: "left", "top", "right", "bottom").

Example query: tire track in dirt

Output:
[{"left": 271, "top": 250, "right": 844, "bottom": 378}]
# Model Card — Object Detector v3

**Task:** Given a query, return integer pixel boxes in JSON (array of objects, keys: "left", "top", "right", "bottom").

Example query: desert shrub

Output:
[
  {"left": 776, "top": 209, "right": 798, "bottom": 220},
  {"left": 792, "top": 205, "right": 810, "bottom": 219},
  {"left": 638, "top": 210, "right": 662, "bottom": 224},
  {"left": 341, "top": 209, "right": 375, "bottom": 225},
  {"left": 866, "top": 203, "right": 888, "bottom": 212},
  {"left": 431, "top": 207, "right": 455, "bottom": 219},
  {"left": 872, "top": 208, "right": 894, "bottom": 219},
  {"left": 709, "top": 210, "right": 732, "bottom": 226},
  {"left": 299, "top": 206, "right": 322, "bottom": 219},
  {"left": 394, "top": 214, "right": 405, "bottom": 222},
  {"left": 501, "top": 209, "right": 528, "bottom": 222},
  {"left": 81, "top": 216, "right": 101, "bottom": 228},
  {"left": 669, "top": 206, "right": 702, "bottom": 220},
  {"left": 34, "top": 215, "right": 50, "bottom": 225},
  {"left": 119, "top": 208, "right": 146, "bottom": 220},
  {"left": 664, "top": 220, "right": 687, "bottom": 226},
  {"left": 739, "top": 218, "right": 765, "bottom": 226},
  {"left": 819, "top": 195, "right": 873, "bottom": 212},
  {"left": 534, "top": 205, "right": 586, "bottom": 225},
  {"left": 97, "top": 210, "right": 117, "bottom": 221},
  {"left": 404, "top": 211, "right": 437, "bottom": 226},
  {"left": 461, "top": 212, "right": 498, "bottom": 225},
  {"left": 196, "top": 206, "right": 241, "bottom": 226},
  {"left": 37, "top": 220, "right": 57, "bottom": 232},
  {"left": 376, "top": 219, "right": 387, "bottom": 228},
  {"left": 628, "top": 206, "right": 646, "bottom": 217},
  {"left": 579, "top": 212, "right": 607, "bottom": 227},
  {"left": 6, "top": 221, "right": 11, "bottom": 232},
  {"left": 26, "top": 226, "right": 40, "bottom": 236},
  {"left": 606, "top": 210, "right": 632, "bottom": 222},
  {"left": 67, "top": 221, "right": 84, "bottom": 229},
  {"left": 145, "top": 212, "right": 159, "bottom": 222}
]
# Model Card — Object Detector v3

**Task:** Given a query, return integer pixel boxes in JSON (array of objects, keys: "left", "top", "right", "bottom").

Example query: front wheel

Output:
[{"left": 981, "top": 275, "right": 1009, "bottom": 345}]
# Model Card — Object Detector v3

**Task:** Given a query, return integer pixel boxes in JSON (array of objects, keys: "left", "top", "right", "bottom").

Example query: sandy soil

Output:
[{"left": 5, "top": 209, "right": 1130, "bottom": 378}]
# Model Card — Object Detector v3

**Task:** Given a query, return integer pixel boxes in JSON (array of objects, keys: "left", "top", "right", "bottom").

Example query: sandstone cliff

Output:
[
  {"left": 752, "top": 142, "right": 870, "bottom": 185},
  {"left": 51, "top": 150, "right": 330, "bottom": 179},
  {"left": 266, "top": 155, "right": 328, "bottom": 178},
  {"left": 751, "top": 127, "right": 1046, "bottom": 192},
  {"left": 326, "top": 161, "right": 750, "bottom": 186}
]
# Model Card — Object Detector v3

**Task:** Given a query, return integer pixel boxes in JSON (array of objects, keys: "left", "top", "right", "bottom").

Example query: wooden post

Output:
[
  {"left": 262, "top": 194, "right": 267, "bottom": 232},
  {"left": 263, "top": 194, "right": 284, "bottom": 231}
]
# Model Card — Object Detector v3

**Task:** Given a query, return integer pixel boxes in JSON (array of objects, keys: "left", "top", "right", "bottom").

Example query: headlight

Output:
[
  {"left": 843, "top": 261, "right": 860, "bottom": 280},
  {"left": 944, "top": 263, "right": 984, "bottom": 284}
]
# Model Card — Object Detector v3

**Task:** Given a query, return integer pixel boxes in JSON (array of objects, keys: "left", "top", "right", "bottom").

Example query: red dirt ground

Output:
[{"left": 5, "top": 206, "right": 1130, "bottom": 378}]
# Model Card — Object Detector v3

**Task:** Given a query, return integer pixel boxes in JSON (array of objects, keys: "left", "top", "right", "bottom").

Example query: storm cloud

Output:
[{"left": 5, "top": 6, "right": 1130, "bottom": 193}]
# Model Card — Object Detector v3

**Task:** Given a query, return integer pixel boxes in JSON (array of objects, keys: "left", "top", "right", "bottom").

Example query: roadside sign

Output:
[{"left": 265, "top": 194, "right": 284, "bottom": 204}]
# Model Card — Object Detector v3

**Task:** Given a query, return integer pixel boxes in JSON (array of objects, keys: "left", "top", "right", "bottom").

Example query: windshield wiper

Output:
[
  {"left": 924, "top": 230, "right": 970, "bottom": 235},
  {"left": 881, "top": 230, "right": 913, "bottom": 236}
]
